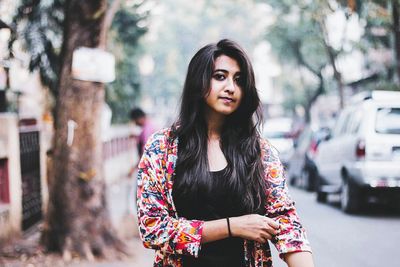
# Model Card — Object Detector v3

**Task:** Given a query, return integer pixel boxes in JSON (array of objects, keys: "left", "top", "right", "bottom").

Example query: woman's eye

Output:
[
  {"left": 234, "top": 76, "right": 242, "bottom": 84},
  {"left": 214, "top": 74, "right": 225, "bottom": 80}
]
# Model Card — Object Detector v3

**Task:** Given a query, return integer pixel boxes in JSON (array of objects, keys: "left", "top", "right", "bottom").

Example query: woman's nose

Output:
[{"left": 225, "top": 78, "right": 235, "bottom": 94}]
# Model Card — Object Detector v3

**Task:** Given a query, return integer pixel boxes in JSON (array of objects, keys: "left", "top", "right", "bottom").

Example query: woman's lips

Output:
[{"left": 219, "top": 97, "right": 234, "bottom": 103}]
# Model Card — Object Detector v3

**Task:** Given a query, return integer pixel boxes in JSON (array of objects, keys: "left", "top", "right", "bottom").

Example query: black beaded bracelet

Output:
[{"left": 226, "top": 217, "right": 232, "bottom": 238}]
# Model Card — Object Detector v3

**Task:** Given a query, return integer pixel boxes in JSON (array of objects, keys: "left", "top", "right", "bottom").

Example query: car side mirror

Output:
[
  {"left": 322, "top": 129, "right": 332, "bottom": 141},
  {"left": 324, "top": 133, "right": 331, "bottom": 141}
]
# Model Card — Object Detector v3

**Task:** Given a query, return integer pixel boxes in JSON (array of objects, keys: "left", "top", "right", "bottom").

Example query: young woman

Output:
[{"left": 137, "top": 39, "right": 314, "bottom": 267}]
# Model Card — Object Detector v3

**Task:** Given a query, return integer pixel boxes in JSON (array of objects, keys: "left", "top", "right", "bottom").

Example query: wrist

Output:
[
  {"left": 226, "top": 217, "right": 232, "bottom": 238},
  {"left": 228, "top": 216, "right": 240, "bottom": 238}
]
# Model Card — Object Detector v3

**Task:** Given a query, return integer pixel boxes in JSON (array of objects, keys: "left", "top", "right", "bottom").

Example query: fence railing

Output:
[{"left": 103, "top": 135, "right": 136, "bottom": 161}]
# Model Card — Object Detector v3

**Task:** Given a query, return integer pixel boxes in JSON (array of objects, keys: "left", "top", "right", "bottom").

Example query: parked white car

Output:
[
  {"left": 263, "top": 117, "right": 294, "bottom": 167},
  {"left": 314, "top": 91, "right": 400, "bottom": 213}
]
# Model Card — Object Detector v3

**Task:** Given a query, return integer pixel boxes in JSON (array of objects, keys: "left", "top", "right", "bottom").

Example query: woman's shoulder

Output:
[
  {"left": 259, "top": 137, "right": 280, "bottom": 161},
  {"left": 149, "top": 127, "right": 172, "bottom": 140},
  {"left": 259, "top": 137, "right": 273, "bottom": 152},
  {"left": 144, "top": 127, "right": 176, "bottom": 152}
]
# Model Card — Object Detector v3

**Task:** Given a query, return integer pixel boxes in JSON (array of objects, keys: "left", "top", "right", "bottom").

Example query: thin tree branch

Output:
[
  {"left": 99, "top": 0, "right": 121, "bottom": 48},
  {"left": 318, "top": 18, "right": 345, "bottom": 108},
  {"left": 290, "top": 40, "right": 320, "bottom": 77}
]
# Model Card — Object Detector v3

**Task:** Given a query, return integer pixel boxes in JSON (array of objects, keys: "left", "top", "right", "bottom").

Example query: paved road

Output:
[{"left": 271, "top": 186, "right": 400, "bottom": 267}]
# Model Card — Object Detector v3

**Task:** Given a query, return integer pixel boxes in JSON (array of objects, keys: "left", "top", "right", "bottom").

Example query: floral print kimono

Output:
[{"left": 137, "top": 128, "right": 312, "bottom": 267}]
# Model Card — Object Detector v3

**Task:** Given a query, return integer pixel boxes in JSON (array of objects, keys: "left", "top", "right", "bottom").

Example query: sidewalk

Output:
[
  {"left": 97, "top": 176, "right": 155, "bottom": 266},
  {"left": 70, "top": 238, "right": 154, "bottom": 267},
  {"left": 89, "top": 175, "right": 154, "bottom": 266},
  {"left": 0, "top": 237, "right": 154, "bottom": 267}
]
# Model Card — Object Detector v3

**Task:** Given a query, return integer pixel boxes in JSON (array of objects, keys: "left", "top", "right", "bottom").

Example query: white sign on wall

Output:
[{"left": 72, "top": 47, "right": 115, "bottom": 83}]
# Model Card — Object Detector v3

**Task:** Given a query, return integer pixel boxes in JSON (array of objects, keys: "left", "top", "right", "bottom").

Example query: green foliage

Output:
[
  {"left": 264, "top": 0, "right": 335, "bottom": 115},
  {"left": 338, "top": 0, "right": 399, "bottom": 88},
  {"left": 266, "top": 8, "right": 328, "bottom": 74},
  {"left": 112, "top": 6, "right": 148, "bottom": 46},
  {"left": 279, "top": 79, "right": 308, "bottom": 112},
  {"left": 11, "top": 0, "right": 149, "bottom": 123},
  {"left": 106, "top": 1, "right": 149, "bottom": 123},
  {"left": 361, "top": 1, "right": 392, "bottom": 48},
  {"left": 10, "top": 0, "right": 64, "bottom": 96},
  {"left": 363, "top": 78, "right": 400, "bottom": 91},
  {"left": 264, "top": 0, "right": 399, "bottom": 116}
]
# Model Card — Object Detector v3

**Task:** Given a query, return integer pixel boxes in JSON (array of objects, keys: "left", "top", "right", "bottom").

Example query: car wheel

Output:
[
  {"left": 302, "top": 168, "right": 314, "bottom": 192},
  {"left": 316, "top": 190, "right": 327, "bottom": 203},
  {"left": 299, "top": 168, "right": 306, "bottom": 189},
  {"left": 316, "top": 175, "right": 327, "bottom": 203},
  {"left": 340, "top": 179, "right": 360, "bottom": 213},
  {"left": 289, "top": 175, "right": 297, "bottom": 186}
]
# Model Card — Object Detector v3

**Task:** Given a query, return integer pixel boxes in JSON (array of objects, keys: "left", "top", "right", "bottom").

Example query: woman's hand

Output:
[
  {"left": 230, "top": 214, "right": 279, "bottom": 243},
  {"left": 201, "top": 214, "right": 279, "bottom": 244}
]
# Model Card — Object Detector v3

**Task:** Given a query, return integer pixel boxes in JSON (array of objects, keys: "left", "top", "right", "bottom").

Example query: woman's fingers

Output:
[
  {"left": 265, "top": 226, "right": 278, "bottom": 236},
  {"left": 260, "top": 231, "right": 273, "bottom": 241},
  {"left": 265, "top": 217, "right": 280, "bottom": 229},
  {"left": 233, "top": 214, "right": 280, "bottom": 242},
  {"left": 262, "top": 217, "right": 279, "bottom": 235}
]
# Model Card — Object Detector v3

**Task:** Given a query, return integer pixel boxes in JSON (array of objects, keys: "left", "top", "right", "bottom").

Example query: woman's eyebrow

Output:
[
  {"left": 213, "top": 69, "right": 242, "bottom": 75},
  {"left": 213, "top": 69, "right": 229, "bottom": 73}
]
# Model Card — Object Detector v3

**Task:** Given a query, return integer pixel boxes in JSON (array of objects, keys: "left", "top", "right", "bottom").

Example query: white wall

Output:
[{"left": 0, "top": 113, "right": 22, "bottom": 240}]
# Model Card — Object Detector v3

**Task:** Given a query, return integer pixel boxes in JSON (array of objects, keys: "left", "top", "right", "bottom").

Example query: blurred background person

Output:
[{"left": 129, "top": 107, "right": 156, "bottom": 170}]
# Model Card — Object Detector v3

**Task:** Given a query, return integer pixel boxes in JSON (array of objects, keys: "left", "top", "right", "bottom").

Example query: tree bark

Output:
[
  {"left": 304, "top": 74, "right": 325, "bottom": 123},
  {"left": 41, "top": 0, "right": 124, "bottom": 260},
  {"left": 99, "top": 0, "right": 121, "bottom": 49},
  {"left": 393, "top": 0, "right": 400, "bottom": 82}
]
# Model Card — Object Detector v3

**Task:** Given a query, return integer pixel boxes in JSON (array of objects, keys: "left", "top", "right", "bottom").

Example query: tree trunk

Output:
[
  {"left": 393, "top": 0, "right": 400, "bottom": 82},
  {"left": 41, "top": 0, "right": 124, "bottom": 260},
  {"left": 322, "top": 38, "right": 345, "bottom": 109},
  {"left": 291, "top": 41, "right": 326, "bottom": 122},
  {"left": 304, "top": 73, "right": 325, "bottom": 123}
]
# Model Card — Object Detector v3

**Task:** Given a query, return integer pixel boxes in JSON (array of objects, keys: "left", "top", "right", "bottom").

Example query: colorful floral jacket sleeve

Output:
[
  {"left": 259, "top": 139, "right": 312, "bottom": 258},
  {"left": 136, "top": 129, "right": 204, "bottom": 261}
]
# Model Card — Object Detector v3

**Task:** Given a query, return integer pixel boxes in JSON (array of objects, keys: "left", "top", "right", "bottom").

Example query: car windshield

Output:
[{"left": 375, "top": 107, "right": 400, "bottom": 134}]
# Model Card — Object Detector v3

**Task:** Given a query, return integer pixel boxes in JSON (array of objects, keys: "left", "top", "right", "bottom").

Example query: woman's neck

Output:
[
  {"left": 206, "top": 113, "right": 227, "bottom": 171},
  {"left": 205, "top": 108, "right": 225, "bottom": 140},
  {"left": 207, "top": 122, "right": 223, "bottom": 141}
]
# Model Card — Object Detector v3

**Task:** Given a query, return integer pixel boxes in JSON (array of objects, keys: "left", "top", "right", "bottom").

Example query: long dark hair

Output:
[{"left": 172, "top": 39, "right": 266, "bottom": 214}]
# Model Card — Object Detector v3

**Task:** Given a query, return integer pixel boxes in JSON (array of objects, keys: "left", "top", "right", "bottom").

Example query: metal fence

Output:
[
  {"left": 19, "top": 128, "right": 42, "bottom": 230},
  {"left": 103, "top": 135, "right": 136, "bottom": 161}
]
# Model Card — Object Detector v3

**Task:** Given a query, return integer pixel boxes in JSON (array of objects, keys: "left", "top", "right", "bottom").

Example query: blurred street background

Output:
[{"left": 0, "top": 0, "right": 400, "bottom": 266}]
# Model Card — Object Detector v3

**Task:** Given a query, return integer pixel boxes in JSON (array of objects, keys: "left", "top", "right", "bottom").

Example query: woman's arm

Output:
[
  {"left": 283, "top": 251, "right": 314, "bottom": 267},
  {"left": 202, "top": 214, "right": 279, "bottom": 244},
  {"left": 261, "top": 140, "right": 313, "bottom": 261},
  {"left": 137, "top": 135, "right": 204, "bottom": 257}
]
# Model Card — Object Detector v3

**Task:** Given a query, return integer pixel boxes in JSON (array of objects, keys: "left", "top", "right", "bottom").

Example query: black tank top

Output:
[{"left": 173, "top": 167, "right": 245, "bottom": 267}]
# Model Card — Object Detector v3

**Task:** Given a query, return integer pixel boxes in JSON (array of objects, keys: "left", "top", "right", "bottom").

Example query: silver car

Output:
[{"left": 314, "top": 91, "right": 400, "bottom": 213}]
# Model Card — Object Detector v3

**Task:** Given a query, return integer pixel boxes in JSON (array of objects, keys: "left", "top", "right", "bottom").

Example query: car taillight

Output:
[
  {"left": 356, "top": 140, "right": 366, "bottom": 159},
  {"left": 309, "top": 139, "right": 319, "bottom": 157}
]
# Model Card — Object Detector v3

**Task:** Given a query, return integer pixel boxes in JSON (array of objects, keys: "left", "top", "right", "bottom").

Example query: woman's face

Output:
[{"left": 204, "top": 55, "right": 243, "bottom": 118}]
